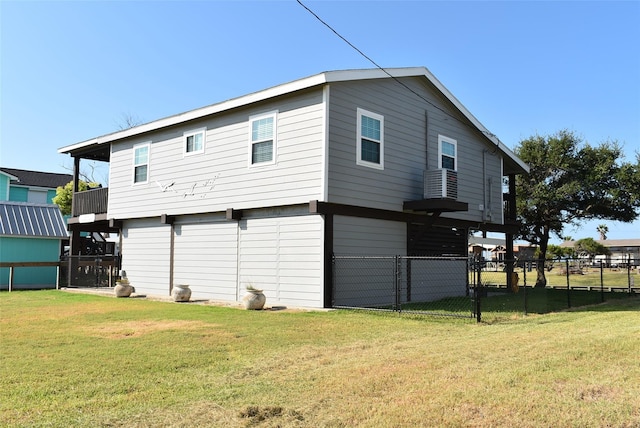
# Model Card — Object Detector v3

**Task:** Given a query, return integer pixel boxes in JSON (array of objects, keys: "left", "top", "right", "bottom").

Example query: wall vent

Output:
[{"left": 424, "top": 169, "right": 458, "bottom": 199}]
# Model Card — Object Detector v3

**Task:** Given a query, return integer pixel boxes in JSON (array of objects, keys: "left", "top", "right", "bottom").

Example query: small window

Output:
[
  {"left": 357, "top": 108, "right": 384, "bottom": 169},
  {"left": 184, "top": 128, "right": 205, "bottom": 155},
  {"left": 249, "top": 111, "right": 277, "bottom": 166},
  {"left": 438, "top": 135, "right": 457, "bottom": 171},
  {"left": 133, "top": 143, "right": 150, "bottom": 184}
]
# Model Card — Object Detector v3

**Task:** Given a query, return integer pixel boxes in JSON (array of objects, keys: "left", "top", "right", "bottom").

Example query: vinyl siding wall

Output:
[
  {"left": 239, "top": 209, "right": 323, "bottom": 308},
  {"left": 120, "top": 218, "right": 171, "bottom": 296},
  {"left": 173, "top": 213, "right": 238, "bottom": 301},
  {"left": 327, "top": 77, "right": 504, "bottom": 224},
  {"left": 108, "top": 89, "right": 326, "bottom": 220},
  {"left": 332, "top": 216, "right": 405, "bottom": 307}
]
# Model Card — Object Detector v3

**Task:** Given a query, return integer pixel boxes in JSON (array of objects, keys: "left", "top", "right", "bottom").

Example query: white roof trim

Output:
[
  {"left": 59, "top": 67, "right": 529, "bottom": 173},
  {"left": 0, "top": 170, "right": 19, "bottom": 181}
]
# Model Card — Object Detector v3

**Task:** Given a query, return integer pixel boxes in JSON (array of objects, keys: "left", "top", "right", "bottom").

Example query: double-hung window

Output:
[
  {"left": 438, "top": 135, "right": 457, "bottom": 171},
  {"left": 249, "top": 111, "right": 277, "bottom": 166},
  {"left": 357, "top": 108, "right": 384, "bottom": 169},
  {"left": 184, "top": 128, "right": 205, "bottom": 155},
  {"left": 133, "top": 142, "right": 150, "bottom": 184}
]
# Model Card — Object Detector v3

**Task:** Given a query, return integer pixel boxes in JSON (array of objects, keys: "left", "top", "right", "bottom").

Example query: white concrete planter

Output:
[
  {"left": 242, "top": 289, "right": 266, "bottom": 310},
  {"left": 172, "top": 284, "right": 192, "bottom": 302},
  {"left": 114, "top": 280, "right": 133, "bottom": 298}
]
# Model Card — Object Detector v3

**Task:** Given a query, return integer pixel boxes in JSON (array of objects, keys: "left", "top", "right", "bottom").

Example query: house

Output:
[
  {"left": 560, "top": 239, "right": 640, "bottom": 267},
  {"left": 0, "top": 167, "right": 72, "bottom": 204},
  {"left": 0, "top": 168, "right": 70, "bottom": 290},
  {"left": 58, "top": 67, "right": 529, "bottom": 308}
]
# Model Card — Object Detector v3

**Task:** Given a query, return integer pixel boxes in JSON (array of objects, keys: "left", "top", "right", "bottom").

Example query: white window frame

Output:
[
  {"left": 183, "top": 127, "right": 206, "bottom": 156},
  {"left": 356, "top": 108, "right": 384, "bottom": 170},
  {"left": 133, "top": 142, "right": 150, "bottom": 185},
  {"left": 438, "top": 135, "right": 457, "bottom": 171},
  {"left": 248, "top": 111, "right": 277, "bottom": 167}
]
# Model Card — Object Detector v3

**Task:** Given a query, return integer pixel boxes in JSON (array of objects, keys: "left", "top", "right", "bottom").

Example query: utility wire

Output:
[{"left": 295, "top": 0, "right": 501, "bottom": 143}]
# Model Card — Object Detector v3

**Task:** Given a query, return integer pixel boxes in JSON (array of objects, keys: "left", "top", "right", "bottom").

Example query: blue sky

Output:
[{"left": 1, "top": 0, "right": 639, "bottom": 242}]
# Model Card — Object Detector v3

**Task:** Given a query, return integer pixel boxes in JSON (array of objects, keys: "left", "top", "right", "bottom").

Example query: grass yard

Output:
[{"left": 1, "top": 291, "right": 639, "bottom": 427}]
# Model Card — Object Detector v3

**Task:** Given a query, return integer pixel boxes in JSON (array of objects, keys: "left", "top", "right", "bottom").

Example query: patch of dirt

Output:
[
  {"left": 85, "top": 320, "right": 215, "bottom": 339},
  {"left": 239, "top": 406, "right": 304, "bottom": 427}
]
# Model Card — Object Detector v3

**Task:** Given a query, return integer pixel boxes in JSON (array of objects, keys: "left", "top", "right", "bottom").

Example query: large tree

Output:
[{"left": 514, "top": 130, "right": 640, "bottom": 287}]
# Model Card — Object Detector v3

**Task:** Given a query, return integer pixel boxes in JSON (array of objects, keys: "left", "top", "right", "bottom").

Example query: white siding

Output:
[
  {"left": 238, "top": 213, "right": 323, "bottom": 308},
  {"left": 121, "top": 218, "right": 171, "bottom": 296},
  {"left": 108, "top": 89, "right": 326, "bottom": 219},
  {"left": 173, "top": 215, "right": 238, "bottom": 301}
]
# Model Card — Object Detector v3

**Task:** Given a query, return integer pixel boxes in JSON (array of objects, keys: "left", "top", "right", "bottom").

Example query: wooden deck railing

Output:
[{"left": 72, "top": 187, "right": 108, "bottom": 217}]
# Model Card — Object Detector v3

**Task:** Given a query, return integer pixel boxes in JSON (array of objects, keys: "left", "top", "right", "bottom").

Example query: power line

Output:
[{"left": 295, "top": 0, "right": 501, "bottom": 143}]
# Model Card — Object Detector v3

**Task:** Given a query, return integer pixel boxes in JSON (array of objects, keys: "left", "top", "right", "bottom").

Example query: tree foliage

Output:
[
  {"left": 573, "top": 238, "right": 610, "bottom": 257},
  {"left": 514, "top": 130, "right": 640, "bottom": 286},
  {"left": 52, "top": 180, "right": 99, "bottom": 216}
]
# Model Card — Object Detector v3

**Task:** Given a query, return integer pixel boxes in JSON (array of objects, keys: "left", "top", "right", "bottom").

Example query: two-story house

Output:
[
  {"left": 59, "top": 67, "right": 529, "bottom": 308},
  {"left": 0, "top": 168, "right": 70, "bottom": 289}
]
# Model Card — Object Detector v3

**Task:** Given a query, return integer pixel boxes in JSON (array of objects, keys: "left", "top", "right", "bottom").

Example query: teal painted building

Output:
[{"left": 0, "top": 168, "right": 71, "bottom": 289}]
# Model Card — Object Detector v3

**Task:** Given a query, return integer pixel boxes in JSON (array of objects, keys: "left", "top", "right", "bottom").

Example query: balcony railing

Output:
[{"left": 72, "top": 187, "right": 108, "bottom": 217}]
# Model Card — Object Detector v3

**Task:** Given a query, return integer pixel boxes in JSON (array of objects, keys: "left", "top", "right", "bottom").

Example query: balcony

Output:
[{"left": 72, "top": 187, "right": 108, "bottom": 217}]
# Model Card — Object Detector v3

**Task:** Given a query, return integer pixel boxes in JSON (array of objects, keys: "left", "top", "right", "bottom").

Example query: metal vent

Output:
[{"left": 424, "top": 169, "right": 458, "bottom": 199}]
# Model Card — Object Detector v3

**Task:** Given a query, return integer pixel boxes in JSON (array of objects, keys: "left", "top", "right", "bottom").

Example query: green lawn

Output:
[{"left": 1, "top": 290, "right": 639, "bottom": 427}]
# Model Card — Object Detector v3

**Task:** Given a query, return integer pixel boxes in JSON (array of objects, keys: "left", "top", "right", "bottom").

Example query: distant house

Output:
[
  {"left": 0, "top": 168, "right": 70, "bottom": 290},
  {"left": 0, "top": 167, "right": 72, "bottom": 204},
  {"left": 560, "top": 239, "right": 640, "bottom": 266},
  {"left": 58, "top": 67, "right": 529, "bottom": 308}
]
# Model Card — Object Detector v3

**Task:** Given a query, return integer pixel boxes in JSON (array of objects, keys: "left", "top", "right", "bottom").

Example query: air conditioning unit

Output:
[{"left": 424, "top": 169, "right": 458, "bottom": 199}]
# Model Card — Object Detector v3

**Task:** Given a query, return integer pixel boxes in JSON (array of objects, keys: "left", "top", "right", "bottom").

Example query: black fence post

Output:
[
  {"left": 566, "top": 259, "right": 571, "bottom": 309},
  {"left": 628, "top": 255, "right": 633, "bottom": 295},
  {"left": 475, "top": 261, "right": 482, "bottom": 323},
  {"left": 393, "top": 255, "right": 401, "bottom": 312},
  {"left": 523, "top": 264, "right": 528, "bottom": 315},
  {"left": 600, "top": 260, "right": 605, "bottom": 303}
]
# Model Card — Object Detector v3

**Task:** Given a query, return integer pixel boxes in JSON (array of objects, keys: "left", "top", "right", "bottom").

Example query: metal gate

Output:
[{"left": 332, "top": 255, "right": 476, "bottom": 319}]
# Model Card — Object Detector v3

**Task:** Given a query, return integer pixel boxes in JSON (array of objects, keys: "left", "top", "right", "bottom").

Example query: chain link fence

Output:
[
  {"left": 333, "top": 255, "right": 638, "bottom": 322},
  {"left": 473, "top": 257, "right": 638, "bottom": 321},
  {"left": 333, "top": 255, "right": 476, "bottom": 319}
]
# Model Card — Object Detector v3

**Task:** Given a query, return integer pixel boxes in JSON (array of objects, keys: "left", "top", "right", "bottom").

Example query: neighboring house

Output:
[
  {"left": 560, "top": 239, "right": 640, "bottom": 266},
  {"left": 490, "top": 244, "right": 537, "bottom": 262},
  {"left": 0, "top": 167, "right": 72, "bottom": 204},
  {"left": 0, "top": 168, "right": 70, "bottom": 290},
  {"left": 58, "top": 67, "right": 529, "bottom": 308}
]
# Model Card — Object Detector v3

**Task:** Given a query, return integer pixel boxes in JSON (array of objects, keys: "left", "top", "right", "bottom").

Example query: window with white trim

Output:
[
  {"left": 184, "top": 128, "right": 205, "bottom": 155},
  {"left": 438, "top": 135, "right": 457, "bottom": 171},
  {"left": 357, "top": 108, "right": 384, "bottom": 169},
  {"left": 249, "top": 111, "right": 277, "bottom": 166},
  {"left": 133, "top": 143, "right": 150, "bottom": 184}
]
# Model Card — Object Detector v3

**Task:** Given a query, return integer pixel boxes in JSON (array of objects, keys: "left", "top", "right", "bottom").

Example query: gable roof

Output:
[
  {"left": 58, "top": 67, "right": 529, "bottom": 174},
  {"left": 0, "top": 201, "right": 68, "bottom": 238},
  {"left": 0, "top": 168, "right": 72, "bottom": 189}
]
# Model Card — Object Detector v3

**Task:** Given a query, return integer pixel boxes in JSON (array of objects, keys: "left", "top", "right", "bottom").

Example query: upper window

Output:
[
  {"left": 357, "top": 108, "right": 384, "bottom": 169},
  {"left": 133, "top": 143, "right": 150, "bottom": 184},
  {"left": 184, "top": 128, "right": 205, "bottom": 155},
  {"left": 249, "top": 111, "right": 277, "bottom": 166},
  {"left": 438, "top": 135, "right": 457, "bottom": 171}
]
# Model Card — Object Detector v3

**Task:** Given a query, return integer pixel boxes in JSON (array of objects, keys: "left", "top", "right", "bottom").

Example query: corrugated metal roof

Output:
[{"left": 0, "top": 201, "right": 68, "bottom": 238}]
